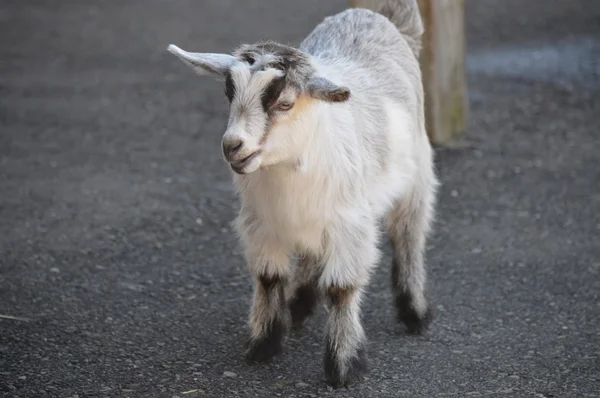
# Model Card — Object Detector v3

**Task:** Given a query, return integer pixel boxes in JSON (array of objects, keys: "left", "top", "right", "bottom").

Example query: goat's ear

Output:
[
  {"left": 167, "top": 44, "right": 236, "bottom": 79},
  {"left": 306, "top": 76, "right": 351, "bottom": 103}
]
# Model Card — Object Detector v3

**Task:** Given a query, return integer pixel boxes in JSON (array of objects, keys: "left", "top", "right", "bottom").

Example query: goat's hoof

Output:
[
  {"left": 244, "top": 337, "right": 283, "bottom": 363},
  {"left": 395, "top": 293, "right": 434, "bottom": 335},
  {"left": 244, "top": 325, "right": 285, "bottom": 363},
  {"left": 324, "top": 344, "right": 368, "bottom": 388}
]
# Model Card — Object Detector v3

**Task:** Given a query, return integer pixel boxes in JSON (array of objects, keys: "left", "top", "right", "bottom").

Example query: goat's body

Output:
[
  {"left": 234, "top": 7, "right": 436, "bottom": 279},
  {"left": 231, "top": 6, "right": 437, "bottom": 386}
]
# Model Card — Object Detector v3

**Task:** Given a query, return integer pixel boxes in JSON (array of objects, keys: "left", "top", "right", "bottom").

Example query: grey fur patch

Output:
[
  {"left": 376, "top": 0, "right": 424, "bottom": 57},
  {"left": 233, "top": 41, "right": 315, "bottom": 90}
]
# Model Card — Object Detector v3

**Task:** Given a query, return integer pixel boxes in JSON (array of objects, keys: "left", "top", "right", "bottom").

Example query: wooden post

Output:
[{"left": 348, "top": 0, "right": 468, "bottom": 146}]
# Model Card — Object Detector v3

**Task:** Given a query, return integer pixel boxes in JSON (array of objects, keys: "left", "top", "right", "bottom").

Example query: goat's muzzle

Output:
[
  {"left": 222, "top": 138, "right": 244, "bottom": 162},
  {"left": 229, "top": 150, "right": 261, "bottom": 174}
]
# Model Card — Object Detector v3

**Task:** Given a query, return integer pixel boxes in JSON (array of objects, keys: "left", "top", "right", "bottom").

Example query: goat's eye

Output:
[{"left": 277, "top": 102, "right": 294, "bottom": 111}]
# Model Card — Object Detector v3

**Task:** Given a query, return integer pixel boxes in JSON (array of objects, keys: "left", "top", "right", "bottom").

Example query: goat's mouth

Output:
[{"left": 230, "top": 151, "right": 261, "bottom": 174}]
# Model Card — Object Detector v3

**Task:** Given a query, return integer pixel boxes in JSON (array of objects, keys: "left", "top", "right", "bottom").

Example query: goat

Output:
[{"left": 166, "top": 0, "right": 438, "bottom": 388}]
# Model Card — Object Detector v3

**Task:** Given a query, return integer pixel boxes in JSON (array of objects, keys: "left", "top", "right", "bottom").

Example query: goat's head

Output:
[{"left": 167, "top": 41, "right": 351, "bottom": 174}]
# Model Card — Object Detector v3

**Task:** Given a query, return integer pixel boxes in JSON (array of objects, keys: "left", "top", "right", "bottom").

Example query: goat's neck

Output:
[{"left": 290, "top": 102, "right": 345, "bottom": 177}]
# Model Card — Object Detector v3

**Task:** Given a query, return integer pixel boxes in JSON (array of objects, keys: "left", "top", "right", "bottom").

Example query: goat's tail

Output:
[{"left": 362, "top": 0, "right": 424, "bottom": 58}]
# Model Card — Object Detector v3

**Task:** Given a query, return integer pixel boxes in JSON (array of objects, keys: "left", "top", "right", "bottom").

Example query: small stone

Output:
[
  {"left": 18, "top": 375, "right": 26, "bottom": 380},
  {"left": 508, "top": 374, "right": 520, "bottom": 380},
  {"left": 50, "top": 267, "right": 60, "bottom": 273},
  {"left": 195, "top": 218, "right": 203, "bottom": 226},
  {"left": 223, "top": 371, "right": 237, "bottom": 378},
  {"left": 296, "top": 382, "right": 309, "bottom": 388},
  {"left": 451, "top": 190, "right": 459, "bottom": 197}
]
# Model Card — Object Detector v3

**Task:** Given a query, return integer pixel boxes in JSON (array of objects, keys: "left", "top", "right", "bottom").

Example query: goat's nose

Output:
[{"left": 222, "top": 138, "right": 243, "bottom": 160}]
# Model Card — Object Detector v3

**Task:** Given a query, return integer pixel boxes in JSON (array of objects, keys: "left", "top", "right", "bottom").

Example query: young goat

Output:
[{"left": 167, "top": 0, "right": 438, "bottom": 388}]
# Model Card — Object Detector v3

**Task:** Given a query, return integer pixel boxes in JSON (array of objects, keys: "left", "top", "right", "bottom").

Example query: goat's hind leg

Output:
[
  {"left": 287, "top": 253, "right": 321, "bottom": 329},
  {"left": 386, "top": 187, "right": 436, "bottom": 334}
]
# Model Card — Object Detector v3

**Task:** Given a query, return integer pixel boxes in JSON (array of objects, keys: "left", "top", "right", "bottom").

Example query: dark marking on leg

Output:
[
  {"left": 394, "top": 289, "right": 434, "bottom": 335},
  {"left": 289, "top": 284, "right": 318, "bottom": 329},
  {"left": 324, "top": 336, "right": 368, "bottom": 388},
  {"left": 287, "top": 253, "right": 321, "bottom": 329},
  {"left": 259, "top": 274, "right": 282, "bottom": 292},
  {"left": 327, "top": 285, "right": 355, "bottom": 307},
  {"left": 245, "top": 316, "right": 286, "bottom": 363},
  {"left": 390, "top": 237, "right": 434, "bottom": 335}
]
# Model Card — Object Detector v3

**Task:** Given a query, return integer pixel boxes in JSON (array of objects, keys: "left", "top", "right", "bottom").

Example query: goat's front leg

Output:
[
  {"left": 320, "top": 210, "right": 380, "bottom": 388},
  {"left": 239, "top": 220, "right": 291, "bottom": 363},
  {"left": 245, "top": 270, "right": 288, "bottom": 363}
]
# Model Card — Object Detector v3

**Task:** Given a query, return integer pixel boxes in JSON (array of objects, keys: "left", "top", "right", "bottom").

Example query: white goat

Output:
[{"left": 167, "top": 0, "right": 438, "bottom": 388}]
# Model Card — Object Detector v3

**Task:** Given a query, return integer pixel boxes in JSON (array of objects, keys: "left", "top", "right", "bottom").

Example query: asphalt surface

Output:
[{"left": 1, "top": 0, "right": 599, "bottom": 397}]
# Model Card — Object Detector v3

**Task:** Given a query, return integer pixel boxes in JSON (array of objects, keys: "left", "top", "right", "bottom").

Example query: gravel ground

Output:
[{"left": 1, "top": 0, "right": 599, "bottom": 397}]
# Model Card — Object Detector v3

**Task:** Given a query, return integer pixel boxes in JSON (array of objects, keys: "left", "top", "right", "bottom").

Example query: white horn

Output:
[{"left": 167, "top": 44, "right": 236, "bottom": 79}]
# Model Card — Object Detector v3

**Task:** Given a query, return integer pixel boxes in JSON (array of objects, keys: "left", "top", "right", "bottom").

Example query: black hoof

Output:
[
  {"left": 289, "top": 285, "right": 318, "bottom": 329},
  {"left": 324, "top": 342, "right": 368, "bottom": 388},
  {"left": 244, "top": 319, "right": 285, "bottom": 363},
  {"left": 395, "top": 292, "right": 434, "bottom": 335}
]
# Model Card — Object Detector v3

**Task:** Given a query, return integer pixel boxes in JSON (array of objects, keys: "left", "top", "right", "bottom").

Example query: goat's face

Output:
[{"left": 167, "top": 42, "right": 351, "bottom": 174}]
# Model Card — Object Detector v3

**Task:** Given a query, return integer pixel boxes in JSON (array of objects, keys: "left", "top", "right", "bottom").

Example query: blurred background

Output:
[{"left": 1, "top": 0, "right": 599, "bottom": 397}]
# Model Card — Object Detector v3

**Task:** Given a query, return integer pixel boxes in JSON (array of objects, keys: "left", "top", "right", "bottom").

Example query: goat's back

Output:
[{"left": 300, "top": 7, "right": 422, "bottom": 102}]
